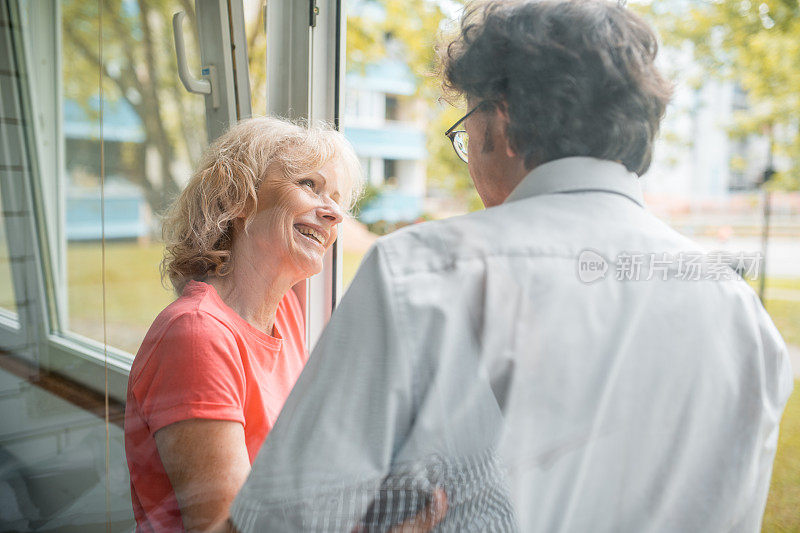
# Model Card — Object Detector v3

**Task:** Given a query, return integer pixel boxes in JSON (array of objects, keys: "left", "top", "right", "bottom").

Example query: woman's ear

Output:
[{"left": 231, "top": 214, "right": 247, "bottom": 237}]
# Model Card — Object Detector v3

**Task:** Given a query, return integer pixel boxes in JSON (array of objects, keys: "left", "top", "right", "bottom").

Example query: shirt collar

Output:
[{"left": 504, "top": 157, "right": 645, "bottom": 207}]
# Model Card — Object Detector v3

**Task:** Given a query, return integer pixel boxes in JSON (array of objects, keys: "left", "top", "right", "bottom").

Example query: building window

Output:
[
  {"left": 385, "top": 95, "right": 399, "bottom": 121},
  {"left": 383, "top": 159, "right": 398, "bottom": 185}
]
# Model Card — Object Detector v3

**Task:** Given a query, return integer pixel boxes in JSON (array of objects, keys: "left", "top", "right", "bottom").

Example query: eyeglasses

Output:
[{"left": 444, "top": 102, "right": 486, "bottom": 164}]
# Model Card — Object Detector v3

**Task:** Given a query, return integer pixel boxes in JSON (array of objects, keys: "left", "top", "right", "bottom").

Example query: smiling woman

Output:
[
  {"left": 124, "top": 117, "right": 362, "bottom": 532},
  {"left": 160, "top": 117, "right": 362, "bottom": 297}
]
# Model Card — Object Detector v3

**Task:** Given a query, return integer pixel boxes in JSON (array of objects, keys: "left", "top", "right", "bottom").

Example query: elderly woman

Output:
[{"left": 124, "top": 117, "right": 361, "bottom": 532}]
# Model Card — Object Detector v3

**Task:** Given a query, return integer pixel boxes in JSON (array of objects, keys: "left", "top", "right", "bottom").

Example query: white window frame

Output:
[{"left": 265, "top": 0, "right": 345, "bottom": 348}]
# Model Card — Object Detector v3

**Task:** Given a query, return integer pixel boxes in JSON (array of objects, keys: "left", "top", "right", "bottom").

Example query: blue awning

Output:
[
  {"left": 65, "top": 184, "right": 149, "bottom": 240},
  {"left": 358, "top": 190, "right": 423, "bottom": 224},
  {"left": 344, "top": 126, "right": 427, "bottom": 160},
  {"left": 63, "top": 98, "right": 145, "bottom": 143},
  {"left": 346, "top": 60, "right": 417, "bottom": 95}
]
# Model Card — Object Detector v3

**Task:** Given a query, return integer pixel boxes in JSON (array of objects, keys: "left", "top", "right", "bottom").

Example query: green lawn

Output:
[
  {"left": 0, "top": 219, "right": 16, "bottom": 312},
  {"left": 761, "top": 287, "right": 800, "bottom": 530},
  {"left": 66, "top": 244, "right": 369, "bottom": 353},
  {"left": 763, "top": 382, "right": 800, "bottom": 532},
  {"left": 342, "top": 250, "right": 367, "bottom": 289},
  {"left": 0, "top": 257, "right": 15, "bottom": 312},
  {"left": 766, "top": 278, "right": 800, "bottom": 292},
  {"left": 765, "top": 299, "right": 800, "bottom": 348},
  {"left": 66, "top": 241, "right": 173, "bottom": 353}
]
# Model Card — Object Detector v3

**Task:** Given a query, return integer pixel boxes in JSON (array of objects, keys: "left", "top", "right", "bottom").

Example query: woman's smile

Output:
[{"left": 293, "top": 223, "right": 328, "bottom": 248}]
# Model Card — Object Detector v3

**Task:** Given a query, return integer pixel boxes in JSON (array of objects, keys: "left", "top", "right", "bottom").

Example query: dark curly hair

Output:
[{"left": 440, "top": 0, "right": 673, "bottom": 175}]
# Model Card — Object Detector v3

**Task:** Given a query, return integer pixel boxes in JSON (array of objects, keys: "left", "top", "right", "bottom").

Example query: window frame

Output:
[{"left": 0, "top": 0, "right": 56, "bottom": 372}]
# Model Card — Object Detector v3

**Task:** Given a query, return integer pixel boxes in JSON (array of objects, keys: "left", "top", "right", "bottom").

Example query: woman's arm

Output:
[
  {"left": 156, "top": 418, "right": 447, "bottom": 533},
  {"left": 155, "top": 419, "right": 251, "bottom": 532}
]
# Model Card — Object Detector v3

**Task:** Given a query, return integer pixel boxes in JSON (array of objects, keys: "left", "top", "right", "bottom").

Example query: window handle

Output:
[{"left": 172, "top": 11, "right": 219, "bottom": 109}]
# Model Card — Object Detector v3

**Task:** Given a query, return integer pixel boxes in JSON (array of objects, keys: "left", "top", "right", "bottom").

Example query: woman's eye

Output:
[{"left": 299, "top": 179, "right": 315, "bottom": 190}]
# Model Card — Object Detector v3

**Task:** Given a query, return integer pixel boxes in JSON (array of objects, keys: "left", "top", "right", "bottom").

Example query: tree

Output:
[
  {"left": 62, "top": 0, "right": 208, "bottom": 214},
  {"left": 346, "top": 0, "right": 478, "bottom": 209},
  {"left": 636, "top": 0, "right": 800, "bottom": 190}
]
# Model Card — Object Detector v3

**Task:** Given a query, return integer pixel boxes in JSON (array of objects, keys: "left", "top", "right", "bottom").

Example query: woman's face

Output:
[{"left": 238, "top": 158, "right": 347, "bottom": 283}]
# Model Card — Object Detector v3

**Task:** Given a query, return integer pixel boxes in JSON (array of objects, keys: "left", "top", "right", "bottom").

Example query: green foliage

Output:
[
  {"left": 351, "top": 182, "right": 381, "bottom": 219},
  {"left": 347, "top": 0, "right": 453, "bottom": 98},
  {"left": 347, "top": 0, "right": 477, "bottom": 206},
  {"left": 419, "top": 114, "right": 483, "bottom": 213},
  {"left": 244, "top": 3, "right": 268, "bottom": 116},
  {"left": 636, "top": 0, "right": 800, "bottom": 190},
  {"left": 426, "top": 103, "right": 479, "bottom": 206}
]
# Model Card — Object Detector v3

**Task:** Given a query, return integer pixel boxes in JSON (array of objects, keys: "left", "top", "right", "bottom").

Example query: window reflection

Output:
[{"left": 0, "top": 357, "right": 131, "bottom": 530}]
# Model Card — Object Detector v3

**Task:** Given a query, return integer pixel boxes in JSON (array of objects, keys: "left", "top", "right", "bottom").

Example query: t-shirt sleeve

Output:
[{"left": 133, "top": 311, "right": 247, "bottom": 434}]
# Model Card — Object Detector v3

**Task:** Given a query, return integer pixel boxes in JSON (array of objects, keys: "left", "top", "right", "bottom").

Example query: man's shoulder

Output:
[
  {"left": 371, "top": 196, "right": 687, "bottom": 276},
  {"left": 372, "top": 208, "right": 506, "bottom": 276}
]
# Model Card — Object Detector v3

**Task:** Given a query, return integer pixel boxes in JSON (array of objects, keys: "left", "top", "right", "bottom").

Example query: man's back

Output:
[{"left": 379, "top": 158, "right": 791, "bottom": 531}]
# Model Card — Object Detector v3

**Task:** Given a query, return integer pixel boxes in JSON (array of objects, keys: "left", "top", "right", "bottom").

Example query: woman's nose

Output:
[{"left": 318, "top": 199, "right": 344, "bottom": 225}]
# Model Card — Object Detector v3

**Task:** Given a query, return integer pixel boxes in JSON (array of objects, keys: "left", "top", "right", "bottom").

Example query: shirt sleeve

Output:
[
  {"left": 230, "top": 244, "right": 416, "bottom": 531},
  {"left": 734, "top": 293, "right": 794, "bottom": 530},
  {"left": 133, "top": 311, "right": 247, "bottom": 435}
]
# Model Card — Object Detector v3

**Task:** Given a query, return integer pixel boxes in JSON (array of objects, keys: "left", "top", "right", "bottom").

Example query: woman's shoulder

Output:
[
  {"left": 149, "top": 283, "right": 234, "bottom": 337},
  {"left": 163, "top": 279, "right": 240, "bottom": 325},
  {"left": 130, "top": 285, "right": 240, "bottom": 382}
]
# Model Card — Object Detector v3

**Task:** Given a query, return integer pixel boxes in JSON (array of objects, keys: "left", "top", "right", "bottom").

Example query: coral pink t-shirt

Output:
[{"left": 124, "top": 280, "right": 308, "bottom": 532}]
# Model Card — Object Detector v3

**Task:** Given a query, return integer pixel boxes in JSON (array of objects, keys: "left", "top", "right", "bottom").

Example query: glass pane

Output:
[
  {"left": 0, "top": 35, "right": 17, "bottom": 314},
  {"left": 60, "top": 0, "right": 207, "bottom": 353},
  {"left": 0, "top": 187, "right": 16, "bottom": 314}
]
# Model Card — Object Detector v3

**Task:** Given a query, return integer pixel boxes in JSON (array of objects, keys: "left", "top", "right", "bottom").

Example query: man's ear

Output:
[{"left": 494, "top": 102, "right": 517, "bottom": 158}]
